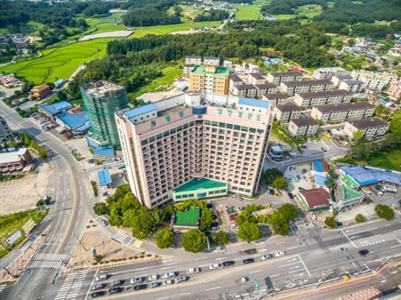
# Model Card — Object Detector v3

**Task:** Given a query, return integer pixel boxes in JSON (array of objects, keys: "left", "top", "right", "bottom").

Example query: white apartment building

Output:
[
  {"left": 262, "top": 93, "right": 292, "bottom": 107},
  {"left": 273, "top": 104, "right": 302, "bottom": 123},
  {"left": 311, "top": 102, "right": 375, "bottom": 123},
  {"left": 279, "top": 79, "right": 333, "bottom": 96},
  {"left": 230, "top": 84, "right": 257, "bottom": 98},
  {"left": 331, "top": 74, "right": 353, "bottom": 87},
  {"left": 204, "top": 56, "right": 220, "bottom": 66},
  {"left": 338, "top": 79, "right": 364, "bottom": 93},
  {"left": 343, "top": 119, "right": 389, "bottom": 140},
  {"left": 294, "top": 90, "right": 352, "bottom": 108},
  {"left": 116, "top": 93, "right": 272, "bottom": 208},
  {"left": 313, "top": 67, "right": 348, "bottom": 80},
  {"left": 247, "top": 73, "right": 266, "bottom": 85},
  {"left": 288, "top": 116, "right": 319, "bottom": 137},
  {"left": 351, "top": 70, "right": 399, "bottom": 91},
  {"left": 267, "top": 72, "right": 302, "bottom": 85}
]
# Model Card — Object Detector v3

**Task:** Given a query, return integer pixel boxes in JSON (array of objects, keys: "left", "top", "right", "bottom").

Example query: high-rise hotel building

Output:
[{"left": 116, "top": 93, "right": 272, "bottom": 208}]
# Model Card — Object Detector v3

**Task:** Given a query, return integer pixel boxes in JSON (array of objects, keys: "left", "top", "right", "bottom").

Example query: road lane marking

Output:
[
  {"left": 341, "top": 229, "right": 357, "bottom": 248},
  {"left": 206, "top": 286, "right": 221, "bottom": 291},
  {"left": 195, "top": 256, "right": 208, "bottom": 261},
  {"left": 84, "top": 269, "right": 98, "bottom": 300},
  {"left": 216, "top": 257, "right": 226, "bottom": 261},
  {"left": 249, "top": 270, "right": 261, "bottom": 274},
  {"left": 278, "top": 261, "right": 300, "bottom": 268},
  {"left": 180, "top": 292, "right": 191, "bottom": 296},
  {"left": 297, "top": 255, "right": 311, "bottom": 277},
  {"left": 270, "top": 274, "right": 280, "bottom": 278},
  {"left": 391, "top": 244, "right": 401, "bottom": 249}
]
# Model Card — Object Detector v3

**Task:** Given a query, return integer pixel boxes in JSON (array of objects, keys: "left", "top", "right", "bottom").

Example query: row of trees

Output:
[
  {"left": 194, "top": 9, "right": 229, "bottom": 22},
  {"left": 122, "top": 7, "right": 180, "bottom": 27}
]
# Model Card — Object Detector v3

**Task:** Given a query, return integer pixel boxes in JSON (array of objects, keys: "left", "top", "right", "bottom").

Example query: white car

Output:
[
  {"left": 274, "top": 251, "right": 286, "bottom": 257},
  {"left": 188, "top": 267, "right": 201, "bottom": 274},
  {"left": 147, "top": 274, "right": 159, "bottom": 281},
  {"left": 209, "top": 263, "right": 223, "bottom": 270},
  {"left": 163, "top": 279, "right": 175, "bottom": 285},
  {"left": 261, "top": 254, "right": 273, "bottom": 261},
  {"left": 163, "top": 272, "right": 177, "bottom": 279},
  {"left": 130, "top": 276, "right": 145, "bottom": 284},
  {"left": 95, "top": 274, "right": 109, "bottom": 281}
]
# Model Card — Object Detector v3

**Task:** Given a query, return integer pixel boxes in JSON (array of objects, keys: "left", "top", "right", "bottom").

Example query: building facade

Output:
[
  {"left": 0, "top": 148, "right": 32, "bottom": 174},
  {"left": 267, "top": 72, "right": 302, "bottom": 85},
  {"left": 273, "top": 104, "right": 302, "bottom": 123},
  {"left": 189, "top": 65, "right": 229, "bottom": 95},
  {"left": 388, "top": 83, "right": 401, "bottom": 99},
  {"left": 343, "top": 119, "right": 389, "bottom": 140},
  {"left": 81, "top": 81, "right": 129, "bottom": 148},
  {"left": 312, "top": 67, "right": 348, "bottom": 80},
  {"left": 29, "top": 84, "right": 51, "bottom": 101},
  {"left": 279, "top": 79, "right": 333, "bottom": 96},
  {"left": 0, "top": 116, "right": 12, "bottom": 144},
  {"left": 288, "top": 116, "right": 319, "bottom": 137},
  {"left": 116, "top": 93, "right": 272, "bottom": 208},
  {"left": 311, "top": 102, "right": 375, "bottom": 123},
  {"left": 293, "top": 90, "right": 352, "bottom": 108}
]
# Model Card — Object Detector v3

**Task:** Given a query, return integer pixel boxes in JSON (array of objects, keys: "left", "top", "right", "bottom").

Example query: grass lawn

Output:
[
  {"left": 0, "top": 38, "right": 112, "bottom": 84},
  {"left": 271, "top": 14, "right": 296, "bottom": 20},
  {"left": 234, "top": 4, "right": 262, "bottom": 20},
  {"left": 365, "top": 149, "right": 401, "bottom": 171},
  {"left": 130, "top": 21, "right": 221, "bottom": 38},
  {"left": 129, "top": 64, "right": 182, "bottom": 98},
  {"left": 86, "top": 13, "right": 127, "bottom": 34},
  {"left": 295, "top": 4, "right": 322, "bottom": 18}
]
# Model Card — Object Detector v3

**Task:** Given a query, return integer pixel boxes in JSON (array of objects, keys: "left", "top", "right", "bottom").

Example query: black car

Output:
[
  {"left": 91, "top": 291, "right": 106, "bottom": 298},
  {"left": 92, "top": 283, "right": 106, "bottom": 290},
  {"left": 222, "top": 261, "right": 235, "bottom": 267},
  {"left": 358, "top": 249, "right": 369, "bottom": 256},
  {"left": 133, "top": 284, "right": 148, "bottom": 291},
  {"left": 287, "top": 192, "right": 294, "bottom": 199},
  {"left": 243, "top": 258, "right": 255, "bottom": 264},
  {"left": 109, "top": 287, "right": 123, "bottom": 294}
]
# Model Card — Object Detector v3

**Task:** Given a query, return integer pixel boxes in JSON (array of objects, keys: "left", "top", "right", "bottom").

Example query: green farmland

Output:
[{"left": 234, "top": 4, "right": 262, "bottom": 20}]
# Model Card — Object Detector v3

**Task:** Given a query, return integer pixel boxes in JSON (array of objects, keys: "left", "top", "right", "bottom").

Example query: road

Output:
[{"left": 0, "top": 100, "right": 93, "bottom": 300}]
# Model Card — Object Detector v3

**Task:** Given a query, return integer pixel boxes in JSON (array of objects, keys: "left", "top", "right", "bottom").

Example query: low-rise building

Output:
[
  {"left": 293, "top": 90, "right": 352, "bottom": 108},
  {"left": 288, "top": 116, "right": 319, "bottom": 137},
  {"left": 331, "top": 74, "right": 353, "bottom": 87},
  {"left": 279, "top": 79, "right": 333, "bottom": 96},
  {"left": 230, "top": 84, "right": 257, "bottom": 98},
  {"left": 298, "top": 188, "right": 331, "bottom": 211},
  {"left": 311, "top": 102, "right": 375, "bottom": 123},
  {"left": 267, "top": 71, "right": 302, "bottom": 85},
  {"left": 0, "top": 74, "right": 22, "bottom": 88},
  {"left": 343, "top": 119, "right": 389, "bottom": 140},
  {"left": 312, "top": 67, "right": 348, "bottom": 80},
  {"left": 262, "top": 93, "right": 291, "bottom": 107},
  {"left": 247, "top": 73, "right": 265, "bottom": 85},
  {"left": 0, "top": 148, "right": 32, "bottom": 174},
  {"left": 229, "top": 74, "right": 243, "bottom": 88},
  {"left": 29, "top": 84, "right": 51, "bottom": 101},
  {"left": 0, "top": 116, "right": 12, "bottom": 144},
  {"left": 204, "top": 56, "right": 220, "bottom": 66},
  {"left": 273, "top": 104, "right": 302, "bottom": 123},
  {"left": 39, "top": 101, "right": 72, "bottom": 118},
  {"left": 387, "top": 82, "right": 401, "bottom": 99},
  {"left": 338, "top": 79, "right": 364, "bottom": 93},
  {"left": 172, "top": 206, "right": 201, "bottom": 230},
  {"left": 254, "top": 83, "right": 278, "bottom": 96},
  {"left": 351, "top": 70, "right": 399, "bottom": 91}
]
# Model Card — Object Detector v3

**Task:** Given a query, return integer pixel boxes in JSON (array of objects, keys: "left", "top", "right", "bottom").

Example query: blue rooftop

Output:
[
  {"left": 40, "top": 101, "right": 71, "bottom": 116},
  {"left": 57, "top": 111, "right": 89, "bottom": 130},
  {"left": 94, "top": 147, "right": 115, "bottom": 157},
  {"left": 123, "top": 104, "right": 157, "bottom": 121},
  {"left": 238, "top": 97, "right": 269, "bottom": 109},
  {"left": 341, "top": 166, "right": 401, "bottom": 186},
  {"left": 97, "top": 168, "right": 112, "bottom": 187},
  {"left": 314, "top": 172, "right": 328, "bottom": 187}
]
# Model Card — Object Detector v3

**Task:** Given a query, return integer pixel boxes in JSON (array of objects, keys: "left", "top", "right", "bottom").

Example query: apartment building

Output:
[
  {"left": 254, "top": 83, "right": 278, "bottom": 96},
  {"left": 267, "top": 72, "right": 302, "bottom": 85},
  {"left": 116, "top": 93, "right": 271, "bottom": 208},
  {"left": 351, "top": 70, "right": 399, "bottom": 91},
  {"left": 288, "top": 116, "right": 319, "bottom": 137},
  {"left": 0, "top": 116, "right": 12, "bottom": 144},
  {"left": 331, "top": 74, "right": 353, "bottom": 87},
  {"left": 387, "top": 82, "right": 401, "bottom": 99},
  {"left": 29, "top": 84, "right": 51, "bottom": 101},
  {"left": 279, "top": 79, "right": 333, "bottom": 96},
  {"left": 204, "top": 57, "right": 220, "bottom": 66},
  {"left": 230, "top": 84, "right": 257, "bottom": 98},
  {"left": 313, "top": 67, "right": 348, "bottom": 80},
  {"left": 338, "top": 79, "right": 364, "bottom": 93},
  {"left": 311, "top": 102, "right": 375, "bottom": 123},
  {"left": 343, "top": 119, "right": 389, "bottom": 140},
  {"left": 262, "top": 93, "right": 292, "bottom": 107},
  {"left": 229, "top": 74, "right": 243, "bottom": 87},
  {"left": 293, "top": 90, "right": 352, "bottom": 108},
  {"left": 273, "top": 104, "right": 302, "bottom": 123},
  {"left": 184, "top": 56, "right": 202, "bottom": 77},
  {"left": 247, "top": 73, "right": 265, "bottom": 85},
  {"left": 189, "top": 64, "right": 230, "bottom": 95}
]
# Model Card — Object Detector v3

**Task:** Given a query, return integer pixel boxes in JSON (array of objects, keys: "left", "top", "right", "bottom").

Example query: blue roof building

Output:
[
  {"left": 56, "top": 111, "right": 90, "bottom": 133},
  {"left": 238, "top": 97, "right": 269, "bottom": 109},
  {"left": 94, "top": 147, "right": 115, "bottom": 160},
  {"left": 340, "top": 165, "right": 401, "bottom": 186},
  {"left": 97, "top": 168, "right": 112, "bottom": 187},
  {"left": 40, "top": 101, "right": 71, "bottom": 117},
  {"left": 123, "top": 104, "right": 157, "bottom": 123}
]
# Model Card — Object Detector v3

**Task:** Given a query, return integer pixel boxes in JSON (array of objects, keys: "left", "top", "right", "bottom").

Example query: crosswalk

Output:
[
  {"left": 112, "top": 231, "right": 134, "bottom": 246},
  {"left": 28, "top": 253, "right": 69, "bottom": 269},
  {"left": 55, "top": 269, "right": 89, "bottom": 300},
  {"left": 359, "top": 239, "right": 386, "bottom": 247},
  {"left": 0, "top": 284, "right": 6, "bottom": 294}
]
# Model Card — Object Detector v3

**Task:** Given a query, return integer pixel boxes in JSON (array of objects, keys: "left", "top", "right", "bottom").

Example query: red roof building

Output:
[{"left": 299, "top": 188, "right": 331, "bottom": 210}]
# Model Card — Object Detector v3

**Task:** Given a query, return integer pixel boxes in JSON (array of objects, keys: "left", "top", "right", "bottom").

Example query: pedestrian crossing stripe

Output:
[
  {"left": 0, "top": 285, "right": 6, "bottom": 293},
  {"left": 55, "top": 269, "right": 89, "bottom": 300}
]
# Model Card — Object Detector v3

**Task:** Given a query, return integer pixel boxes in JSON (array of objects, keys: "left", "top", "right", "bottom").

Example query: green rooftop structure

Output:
[
  {"left": 173, "top": 177, "right": 228, "bottom": 201},
  {"left": 191, "top": 65, "right": 229, "bottom": 76},
  {"left": 340, "top": 174, "right": 360, "bottom": 189},
  {"left": 173, "top": 206, "right": 200, "bottom": 228}
]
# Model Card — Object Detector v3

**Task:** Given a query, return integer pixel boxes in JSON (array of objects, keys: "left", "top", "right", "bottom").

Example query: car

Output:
[
  {"left": 188, "top": 267, "right": 201, "bottom": 274},
  {"left": 150, "top": 281, "right": 162, "bottom": 288},
  {"left": 163, "top": 272, "right": 177, "bottom": 279},
  {"left": 212, "top": 214, "right": 218, "bottom": 220},
  {"left": 209, "top": 263, "right": 223, "bottom": 270},
  {"left": 300, "top": 145, "right": 308, "bottom": 149},
  {"left": 261, "top": 254, "right": 273, "bottom": 261},
  {"left": 92, "top": 283, "right": 106, "bottom": 290},
  {"left": 133, "top": 284, "right": 147, "bottom": 291},
  {"left": 111, "top": 280, "right": 124, "bottom": 287},
  {"left": 148, "top": 274, "right": 159, "bottom": 281},
  {"left": 100, "top": 219, "right": 108, "bottom": 226},
  {"left": 163, "top": 279, "right": 175, "bottom": 285},
  {"left": 321, "top": 147, "right": 327, "bottom": 152},
  {"left": 206, "top": 202, "right": 213, "bottom": 209},
  {"left": 287, "top": 192, "right": 294, "bottom": 199},
  {"left": 109, "top": 287, "right": 123, "bottom": 294},
  {"left": 175, "top": 275, "right": 189, "bottom": 283},
  {"left": 222, "top": 261, "right": 235, "bottom": 267},
  {"left": 240, "top": 277, "right": 249, "bottom": 283},
  {"left": 242, "top": 258, "right": 255, "bottom": 264},
  {"left": 130, "top": 276, "right": 145, "bottom": 284},
  {"left": 336, "top": 221, "right": 343, "bottom": 227},
  {"left": 274, "top": 251, "right": 286, "bottom": 257},
  {"left": 91, "top": 291, "right": 106, "bottom": 298},
  {"left": 95, "top": 274, "right": 109, "bottom": 281},
  {"left": 358, "top": 249, "right": 369, "bottom": 256}
]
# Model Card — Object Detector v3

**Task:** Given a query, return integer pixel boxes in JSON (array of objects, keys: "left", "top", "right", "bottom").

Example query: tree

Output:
[
  {"left": 272, "top": 177, "right": 289, "bottom": 190},
  {"left": 155, "top": 228, "right": 174, "bottom": 249},
  {"left": 56, "top": 90, "right": 67, "bottom": 100},
  {"left": 355, "top": 213, "right": 366, "bottom": 223},
  {"left": 263, "top": 168, "right": 283, "bottom": 186},
  {"left": 277, "top": 203, "right": 298, "bottom": 222},
  {"left": 93, "top": 202, "right": 109, "bottom": 216},
  {"left": 375, "top": 204, "right": 394, "bottom": 220},
  {"left": 211, "top": 231, "right": 229, "bottom": 245},
  {"left": 353, "top": 130, "right": 365, "bottom": 142},
  {"left": 268, "top": 211, "right": 290, "bottom": 235},
  {"left": 238, "top": 221, "right": 261, "bottom": 243},
  {"left": 181, "top": 229, "right": 207, "bottom": 253},
  {"left": 325, "top": 216, "right": 337, "bottom": 228}
]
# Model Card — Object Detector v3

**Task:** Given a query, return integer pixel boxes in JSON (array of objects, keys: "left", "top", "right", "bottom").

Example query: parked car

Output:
[
  {"left": 358, "top": 249, "right": 369, "bottom": 256},
  {"left": 209, "top": 263, "right": 223, "bottom": 270},
  {"left": 109, "top": 287, "right": 123, "bottom": 294},
  {"left": 111, "top": 280, "right": 124, "bottom": 287},
  {"left": 261, "top": 254, "right": 273, "bottom": 261},
  {"left": 163, "top": 279, "right": 175, "bottom": 285},
  {"left": 148, "top": 274, "right": 159, "bottom": 281},
  {"left": 133, "top": 284, "right": 147, "bottom": 291},
  {"left": 100, "top": 219, "right": 108, "bottom": 226},
  {"left": 287, "top": 192, "right": 294, "bottom": 199},
  {"left": 95, "top": 274, "right": 109, "bottom": 281},
  {"left": 188, "top": 267, "right": 201, "bottom": 274},
  {"left": 92, "top": 283, "right": 106, "bottom": 290},
  {"left": 274, "top": 251, "right": 286, "bottom": 257},
  {"left": 242, "top": 258, "right": 255, "bottom": 264},
  {"left": 163, "top": 272, "right": 177, "bottom": 279},
  {"left": 150, "top": 281, "right": 161, "bottom": 288},
  {"left": 175, "top": 275, "right": 189, "bottom": 283},
  {"left": 130, "top": 276, "right": 145, "bottom": 284},
  {"left": 240, "top": 277, "right": 249, "bottom": 283},
  {"left": 222, "top": 261, "right": 235, "bottom": 267},
  {"left": 91, "top": 291, "right": 106, "bottom": 298}
]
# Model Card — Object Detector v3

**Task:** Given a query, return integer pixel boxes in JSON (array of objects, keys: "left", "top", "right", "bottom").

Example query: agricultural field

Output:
[
  {"left": 295, "top": 4, "right": 323, "bottom": 18},
  {"left": 234, "top": 4, "right": 262, "bottom": 20},
  {"left": 86, "top": 13, "right": 127, "bottom": 34},
  {"left": 0, "top": 38, "right": 112, "bottom": 84},
  {"left": 174, "top": 5, "right": 202, "bottom": 21}
]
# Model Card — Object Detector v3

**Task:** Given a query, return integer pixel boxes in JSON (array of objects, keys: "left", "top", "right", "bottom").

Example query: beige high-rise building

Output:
[
  {"left": 116, "top": 93, "right": 272, "bottom": 208},
  {"left": 189, "top": 64, "right": 230, "bottom": 95}
]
